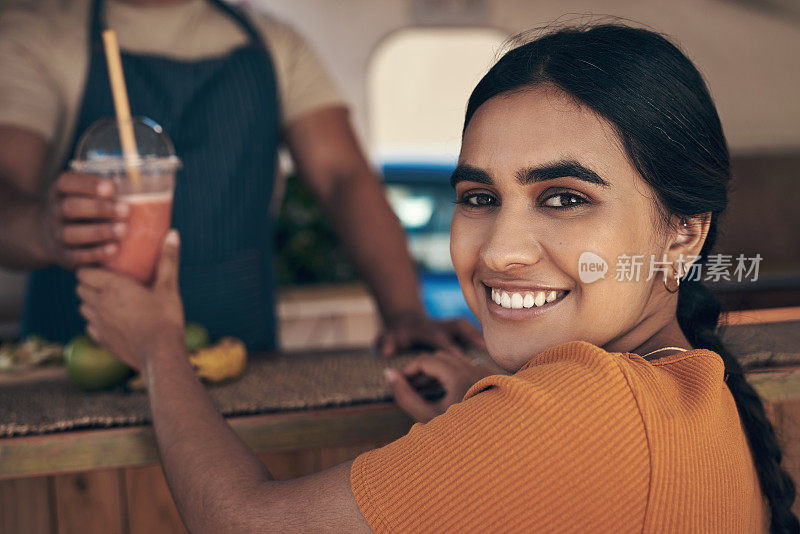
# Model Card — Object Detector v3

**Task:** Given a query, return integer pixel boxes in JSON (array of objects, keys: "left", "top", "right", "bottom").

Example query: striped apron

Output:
[{"left": 22, "top": 0, "right": 281, "bottom": 350}]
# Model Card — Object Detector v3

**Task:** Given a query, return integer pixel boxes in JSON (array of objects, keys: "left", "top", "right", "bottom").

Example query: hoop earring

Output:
[{"left": 664, "top": 265, "right": 681, "bottom": 294}]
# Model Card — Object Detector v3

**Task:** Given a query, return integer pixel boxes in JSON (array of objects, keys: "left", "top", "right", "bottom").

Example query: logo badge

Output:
[{"left": 578, "top": 251, "right": 608, "bottom": 283}]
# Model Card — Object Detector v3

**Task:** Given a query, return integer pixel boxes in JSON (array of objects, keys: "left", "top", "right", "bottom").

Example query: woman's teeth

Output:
[{"left": 491, "top": 288, "right": 560, "bottom": 309}]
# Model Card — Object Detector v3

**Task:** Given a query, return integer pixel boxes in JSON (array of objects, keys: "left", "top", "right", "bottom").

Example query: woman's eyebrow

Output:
[
  {"left": 450, "top": 165, "right": 493, "bottom": 188},
  {"left": 518, "top": 160, "right": 610, "bottom": 187},
  {"left": 450, "top": 160, "right": 610, "bottom": 189}
]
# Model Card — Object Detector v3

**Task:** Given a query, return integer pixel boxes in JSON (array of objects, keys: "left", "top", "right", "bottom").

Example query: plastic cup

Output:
[{"left": 70, "top": 117, "right": 181, "bottom": 285}]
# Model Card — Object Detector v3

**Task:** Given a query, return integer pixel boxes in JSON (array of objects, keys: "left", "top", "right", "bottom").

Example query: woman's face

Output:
[{"left": 451, "top": 85, "right": 681, "bottom": 371}]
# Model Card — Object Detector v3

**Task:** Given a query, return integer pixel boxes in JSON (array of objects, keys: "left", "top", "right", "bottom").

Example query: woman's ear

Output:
[{"left": 669, "top": 212, "right": 712, "bottom": 259}]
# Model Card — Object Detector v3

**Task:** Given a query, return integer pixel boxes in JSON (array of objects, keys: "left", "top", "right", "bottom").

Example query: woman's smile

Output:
[{"left": 482, "top": 281, "right": 570, "bottom": 318}]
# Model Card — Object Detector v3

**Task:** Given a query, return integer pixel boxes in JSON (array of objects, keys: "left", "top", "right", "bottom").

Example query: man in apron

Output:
[{"left": 0, "top": 0, "right": 483, "bottom": 353}]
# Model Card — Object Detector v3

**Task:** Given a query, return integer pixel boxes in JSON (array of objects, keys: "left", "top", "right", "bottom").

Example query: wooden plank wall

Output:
[
  {"left": 4, "top": 406, "right": 800, "bottom": 532},
  {"left": 0, "top": 476, "right": 54, "bottom": 534},
  {"left": 0, "top": 441, "right": 386, "bottom": 534},
  {"left": 5, "top": 408, "right": 800, "bottom": 533}
]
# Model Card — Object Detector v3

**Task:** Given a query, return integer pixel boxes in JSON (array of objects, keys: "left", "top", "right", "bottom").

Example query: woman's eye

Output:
[
  {"left": 456, "top": 193, "right": 497, "bottom": 208},
  {"left": 541, "top": 192, "right": 588, "bottom": 209}
]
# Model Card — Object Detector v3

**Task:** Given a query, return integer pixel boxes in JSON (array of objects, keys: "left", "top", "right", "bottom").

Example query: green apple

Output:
[
  {"left": 184, "top": 322, "right": 210, "bottom": 353},
  {"left": 64, "top": 335, "right": 131, "bottom": 390}
]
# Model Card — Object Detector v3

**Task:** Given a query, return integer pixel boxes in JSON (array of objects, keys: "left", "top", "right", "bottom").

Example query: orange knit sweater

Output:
[{"left": 350, "top": 341, "right": 767, "bottom": 533}]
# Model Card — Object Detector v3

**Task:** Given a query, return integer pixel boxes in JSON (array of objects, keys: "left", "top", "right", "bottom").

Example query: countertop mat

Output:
[
  {"left": 2, "top": 321, "right": 799, "bottom": 438},
  {"left": 0, "top": 348, "right": 416, "bottom": 438}
]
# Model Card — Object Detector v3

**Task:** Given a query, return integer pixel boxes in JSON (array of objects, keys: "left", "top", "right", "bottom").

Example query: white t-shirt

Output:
[{"left": 0, "top": 0, "right": 346, "bottom": 184}]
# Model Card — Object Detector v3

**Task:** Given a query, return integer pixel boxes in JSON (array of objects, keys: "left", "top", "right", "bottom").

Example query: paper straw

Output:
[{"left": 101, "top": 29, "right": 141, "bottom": 188}]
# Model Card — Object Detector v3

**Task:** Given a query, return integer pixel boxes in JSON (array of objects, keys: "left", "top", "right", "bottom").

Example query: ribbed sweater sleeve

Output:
[{"left": 350, "top": 341, "right": 650, "bottom": 533}]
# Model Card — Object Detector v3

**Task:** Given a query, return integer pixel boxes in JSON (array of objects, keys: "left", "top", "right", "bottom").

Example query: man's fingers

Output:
[
  {"left": 56, "top": 173, "right": 115, "bottom": 197},
  {"left": 76, "top": 267, "right": 118, "bottom": 289},
  {"left": 381, "top": 318, "right": 479, "bottom": 357},
  {"left": 69, "top": 243, "right": 118, "bottom": 265},
  {"left": 379, "top": 327, "right": 413, "bottom": 356},
  {"left": 59, "top": 196, "right": 128, "bottom": 221},
  {"left": 392, "top": 328, "right": 413, "bottom": 349},
  {"left": 379, "top": 333, "right": 396, "bottom": 358},
  {"left": 59, "top": 222, "right": 126, "bottom": 246},
  {"left": 384, "top": 368, "right": 437, "bottom": 423},
  {"left": 155, "top": 230, "right": 180, "bottom": 289},
  {"left": 418, "top": 327, "right": 464, "bottom": 356},
  {"left": 65, "top": 243, "right": 118, "bottom": 267}
]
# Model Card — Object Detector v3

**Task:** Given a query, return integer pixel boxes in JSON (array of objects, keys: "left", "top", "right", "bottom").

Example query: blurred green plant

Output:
[{"left": 273, "top": 174, "right": 360, "bottom": 286}]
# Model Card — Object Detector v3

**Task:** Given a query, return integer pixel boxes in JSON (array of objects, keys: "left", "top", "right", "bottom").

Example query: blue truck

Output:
[{"left": 382, "top": 162, "right": 478, "bottom": 324}]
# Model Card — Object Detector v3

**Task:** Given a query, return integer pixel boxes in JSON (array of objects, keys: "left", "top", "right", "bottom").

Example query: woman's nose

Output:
[{"left": 479, "top": 209, "right": 543, "bottom": 272}]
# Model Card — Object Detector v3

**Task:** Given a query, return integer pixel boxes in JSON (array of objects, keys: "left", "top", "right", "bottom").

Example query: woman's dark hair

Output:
[{"left": 464, "top": 24, "right": 798, "bottom": 532}]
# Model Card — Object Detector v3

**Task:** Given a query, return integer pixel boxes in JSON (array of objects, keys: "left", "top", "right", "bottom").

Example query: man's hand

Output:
[
  {"left": 76, "top": 230, "right": 185, "bottom": 374},
  {"left": 378, "top": 313, "right": 485, "bottom": 357},
  {"left": 41, "top": 172, "right": 129, "bottom": 269},
  {"left": 384, "top": 350, "right": 497, "bottom": 423},
  {"left": 0, "top": 126, "right": 128, "bottom": 270}
]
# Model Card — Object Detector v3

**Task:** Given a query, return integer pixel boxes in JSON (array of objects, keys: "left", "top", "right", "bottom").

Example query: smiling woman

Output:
[
  {"left": 368, "top": 24, "right": 798, "bottom": 532},
  {"left": 441, "top": 24, "right": 797, "bottom": 531},
  {"left": 75, "top": 23, "right": 798, "bottom": 534}
]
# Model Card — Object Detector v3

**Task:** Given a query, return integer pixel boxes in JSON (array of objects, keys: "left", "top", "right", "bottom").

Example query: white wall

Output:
[
  {"left": 256, "top": 0, "right": 800, "bottom": 154},
  {"left": 368, "top": 27, "right": 507, "bottom": 163}
]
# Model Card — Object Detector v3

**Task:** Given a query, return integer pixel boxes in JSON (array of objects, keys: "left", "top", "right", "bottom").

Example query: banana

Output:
[
  {"left": 127, "top": 373, "right": 146, "bottom": 391},
  {"left": 126, "top": 336, "right": 247, "bottom": 390},
  {"left": 189, "top": 337, "right": 247, "bottom": 383}
]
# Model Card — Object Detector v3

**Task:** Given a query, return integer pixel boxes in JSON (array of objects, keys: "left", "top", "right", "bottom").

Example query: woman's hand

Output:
[
  {"left": 378, "top": 314, "right": 486, "bottom": 357},
  {"left": 384, "top": 350, "right": 497, "bottom": 423},
  {"left": 76, "top": 230, "right": 185, "bottom": 374}
]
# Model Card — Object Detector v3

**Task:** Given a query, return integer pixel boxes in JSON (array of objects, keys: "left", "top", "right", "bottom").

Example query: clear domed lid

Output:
[{"left": 70, "top": 117, "right": 181, "bottom": 174}]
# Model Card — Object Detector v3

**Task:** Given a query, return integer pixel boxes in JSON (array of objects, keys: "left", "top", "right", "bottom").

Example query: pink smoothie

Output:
[{"left": 106, "top": 191, "right": 173, "bottom": 285}]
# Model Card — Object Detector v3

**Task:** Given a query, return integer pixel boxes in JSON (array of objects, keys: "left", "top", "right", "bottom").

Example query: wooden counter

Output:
[
  {"left": 0, "top": 342, "right": 418, "bottom": 534},
  {"left": 2, "top": 307, "right": 800, "bottom": 534},
  {"left": 3, "top": 368, "right": 800, "bottom": 533},
  {"left": 0, "top": 402, "right": 414, "bottom": 534},
  {"left": 0, "top": 403, "right": 414, "bottom": 481}
]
